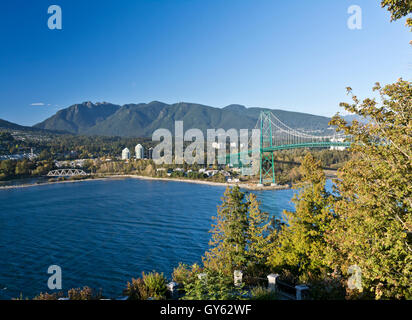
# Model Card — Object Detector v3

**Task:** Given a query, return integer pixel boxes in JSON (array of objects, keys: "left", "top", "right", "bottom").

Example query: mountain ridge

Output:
[
  {"left": 0, "top": 118, "right": 64, "bottom": 134},
  {"left": 33, "top": 101, "right": 335, "bottom": 137}
]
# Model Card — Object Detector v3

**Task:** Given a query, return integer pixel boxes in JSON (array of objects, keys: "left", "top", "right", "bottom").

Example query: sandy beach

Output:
[{"left": 0, "top": 174, "right": 291, "bottom": 191}]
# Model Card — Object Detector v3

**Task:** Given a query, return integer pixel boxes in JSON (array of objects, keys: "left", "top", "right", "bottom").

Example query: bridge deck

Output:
[{"left": 219, "top": 141, "right": 351, "bottom": 161}]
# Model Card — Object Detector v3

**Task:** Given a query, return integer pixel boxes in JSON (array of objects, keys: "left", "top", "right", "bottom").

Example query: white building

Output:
[
  {"left": 122, "top": 148, "right": 130, "bottom": 160},
  {"left": 135, "top": 144, "right": 144, "bottom": 159}
]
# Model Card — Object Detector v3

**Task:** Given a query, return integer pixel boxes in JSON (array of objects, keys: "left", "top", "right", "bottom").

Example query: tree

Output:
[
  {"left": 0, "top": 160, "right": 16, "bottom": 178},
  {"left": 381, "top": 0, "right": 412, "bottom": 31},
  {"left": 15, "top": 160, "right": 30, "bottom": 176},
  {"left": 38, "top": 149, "right": 51, "bottom": 160},
  {"left": 202, "top": 186, "right": 274, "bottom": 279},
  {"left": 329, "top": 79, "right": 412, "bottom": 299},
  {"left": 267, "top": 153, "right": 336, "bottom": 281},
  {"left": 246, "top": 193, "right": 272, "bottom": 276},
  {"left": 203, "top": 186, "right": 249, "bottom": 275}
]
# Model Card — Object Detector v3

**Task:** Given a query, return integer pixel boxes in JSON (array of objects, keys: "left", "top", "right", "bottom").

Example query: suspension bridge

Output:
[{"left": 221, "top": 111, "right": 351, "bottom": 185}]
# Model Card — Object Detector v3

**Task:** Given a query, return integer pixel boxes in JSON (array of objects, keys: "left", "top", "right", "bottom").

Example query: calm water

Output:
[{"left": 0, "top": 178, "right": 297, "bottom": 299}]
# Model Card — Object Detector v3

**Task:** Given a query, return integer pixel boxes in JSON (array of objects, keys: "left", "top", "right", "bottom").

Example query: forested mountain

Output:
[
  {"left": 34, "top": 101, "right": 334, "bottom": 137},
  {"left": 0, "top": 119, "right": 30, "bottom": 131},
  {"left": 0, "top": 118, "right": 59, "bottom": 134}
]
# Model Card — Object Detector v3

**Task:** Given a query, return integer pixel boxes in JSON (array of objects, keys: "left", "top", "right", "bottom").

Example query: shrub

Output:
[
  {"left": 182, "top": 269, "right": 247, "bottom": 300},
  {"left": 250, "top": 286, "right": 278, "bottom": 300},
  {"left": 142, "top": 272, "right": 167, "bottom": 300},
  {"left": 68, "top": 286, "right": 102, "bottom": 300},
  {"left": 124, "top": 277, "right": 149, "bottom": 300},
  {"left": 32, "top": 292, "right": 62, "bottom": 300},
  {"left": 124, "top": 271, "right": 167, "bottom": 300},
  {"left": 172, "top": 263, "right": 202, "bottom": 286},
  {"left": 301, "top": 272, "right": 346, "bottom": 300}
]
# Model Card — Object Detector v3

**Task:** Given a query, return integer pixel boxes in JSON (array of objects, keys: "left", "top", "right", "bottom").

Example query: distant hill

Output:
[
  {"left": 34, "top": 101, "right": 334, "bottom": 137},
  {"left": 0, "top": 119, "right": 31, "bottom": 131},
  {"left": 0, "top": 118, "right": 64, "bottom": 134}
]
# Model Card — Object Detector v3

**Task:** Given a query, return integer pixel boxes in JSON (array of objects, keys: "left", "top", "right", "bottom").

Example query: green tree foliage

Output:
[
  {"left": 142, "top": 272, "right": 168, "bottom": 299},
  {"left": 0, "top": 160, "right": 15, "bottom": 179},
  {"left": 124, "top": 272, "right": 167, "bottom": 300},
  {"left": 203, "top": 186, "right": 273, "bottom": 278},
  {"left": 272, "top": 149, "right": 350, "bottom": 185},
  {"left": 203, "top": 186, "right": 249, "bottom": 275},
  {"left": 267, "top": 153, "right": 335, "bottom": 281},
  {"left": 246, "top": 193, "right": 272, "bottom": 276},
  {"left": 172, "top": 263, "right": 203, "bottom": 288},
  {"left": 182, "top": 269, "right": 246, "bottom": 300},
  {"left": 381, "top": 0, "right": 412, "bottom": 31},
  {"left": 15, "top": 159, "right": 31, "bottom": 176},
  {"left": 328, "top": 79, "right": 412, "bottom": 299},
  {"left": 32, "top": 160, "right": 54, "bottom": 176}
]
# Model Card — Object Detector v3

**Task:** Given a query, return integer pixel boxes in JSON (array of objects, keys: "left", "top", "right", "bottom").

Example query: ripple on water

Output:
[{"left": 0, "top": 178, "right": 297, "bottom": 299}]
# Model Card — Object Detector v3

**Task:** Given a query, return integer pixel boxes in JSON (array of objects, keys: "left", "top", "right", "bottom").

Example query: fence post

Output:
[
  {"left": 267, "top": 273, "right": 280, "bottom": 291},
  {"left": 295, "top": 284, "right": 309, "bottom": 300},
  {"left": 234, "top": 270, "right": 243, "bottom": 287},
  {"left": 167, "top": 281, "right": 178, "bottom": 299}
]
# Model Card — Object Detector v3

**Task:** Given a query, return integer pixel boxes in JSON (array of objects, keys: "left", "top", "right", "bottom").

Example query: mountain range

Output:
[
  {"left": 0, "top": 118, "right": 63, "bottom": 134},
  {"left": 30, "top": 101, "right": 335, "bottom": 137}
]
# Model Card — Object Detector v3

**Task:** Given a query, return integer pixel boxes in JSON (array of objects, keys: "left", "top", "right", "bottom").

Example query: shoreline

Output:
[
  {"left": 0, "top": 174, "right": 291, "bottom": 191},
  {"left": 118, "top": 175, "right": 291, "bottom": 190}
]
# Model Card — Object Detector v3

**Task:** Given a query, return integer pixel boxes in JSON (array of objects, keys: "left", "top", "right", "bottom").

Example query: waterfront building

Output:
[
  {"left": 148, "top": 147, "right": 153, "bottom": 159},
  {"left": 122, "top": 148, "right": 130, "bottom": 160},
  {"left": 135, "top": 144, "right": 144, "bottom": 159}
]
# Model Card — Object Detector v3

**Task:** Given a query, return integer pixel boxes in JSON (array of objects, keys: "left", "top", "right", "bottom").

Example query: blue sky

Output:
[{"left": 0, "top": 0, "right": 410, "bottom": 126}]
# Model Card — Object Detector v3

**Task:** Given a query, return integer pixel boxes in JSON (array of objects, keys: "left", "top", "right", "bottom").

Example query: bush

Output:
[
  {"left": 68, "top": 175, "right": 89, "bottom": 181},
  {"left": 301, "top": 272, "right": 346, "bottom": 300},
  {"left": 124, "top": 271, "right": 167, "bottom": 300},
  {"left": 250, "top": 286, "right": 278, "bottom": 300},
  {"left": 68, "top": 286, "right": 102, "bottom": 300},
  {"left": 172, "top": 263, "right": 202, "bottom": 286},
  {"left": 209, "top": 173, "right": 227, "bottom": 183},
  {"left": 182, "top": 269, "right": 246, "bottom": 300},
  {"left": 143, "top": 272, "right": 167, "bottom": 299},
  {"left": 170, "top": 171, "right": 185, "bottom": 178},
  {"left": 32, "top": 292, "right": 63, "bottom": 300},
  {"left": 187, "top": 172, "right": 204, "bottom": 179},
  {"left": 124, "top": 277, "right": 149, "bottom": 300}
]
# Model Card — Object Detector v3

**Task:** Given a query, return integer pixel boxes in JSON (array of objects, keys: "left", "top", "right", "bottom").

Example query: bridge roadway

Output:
[{"left": 220, "top": 141, "right": 351, "bottom": 161}]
